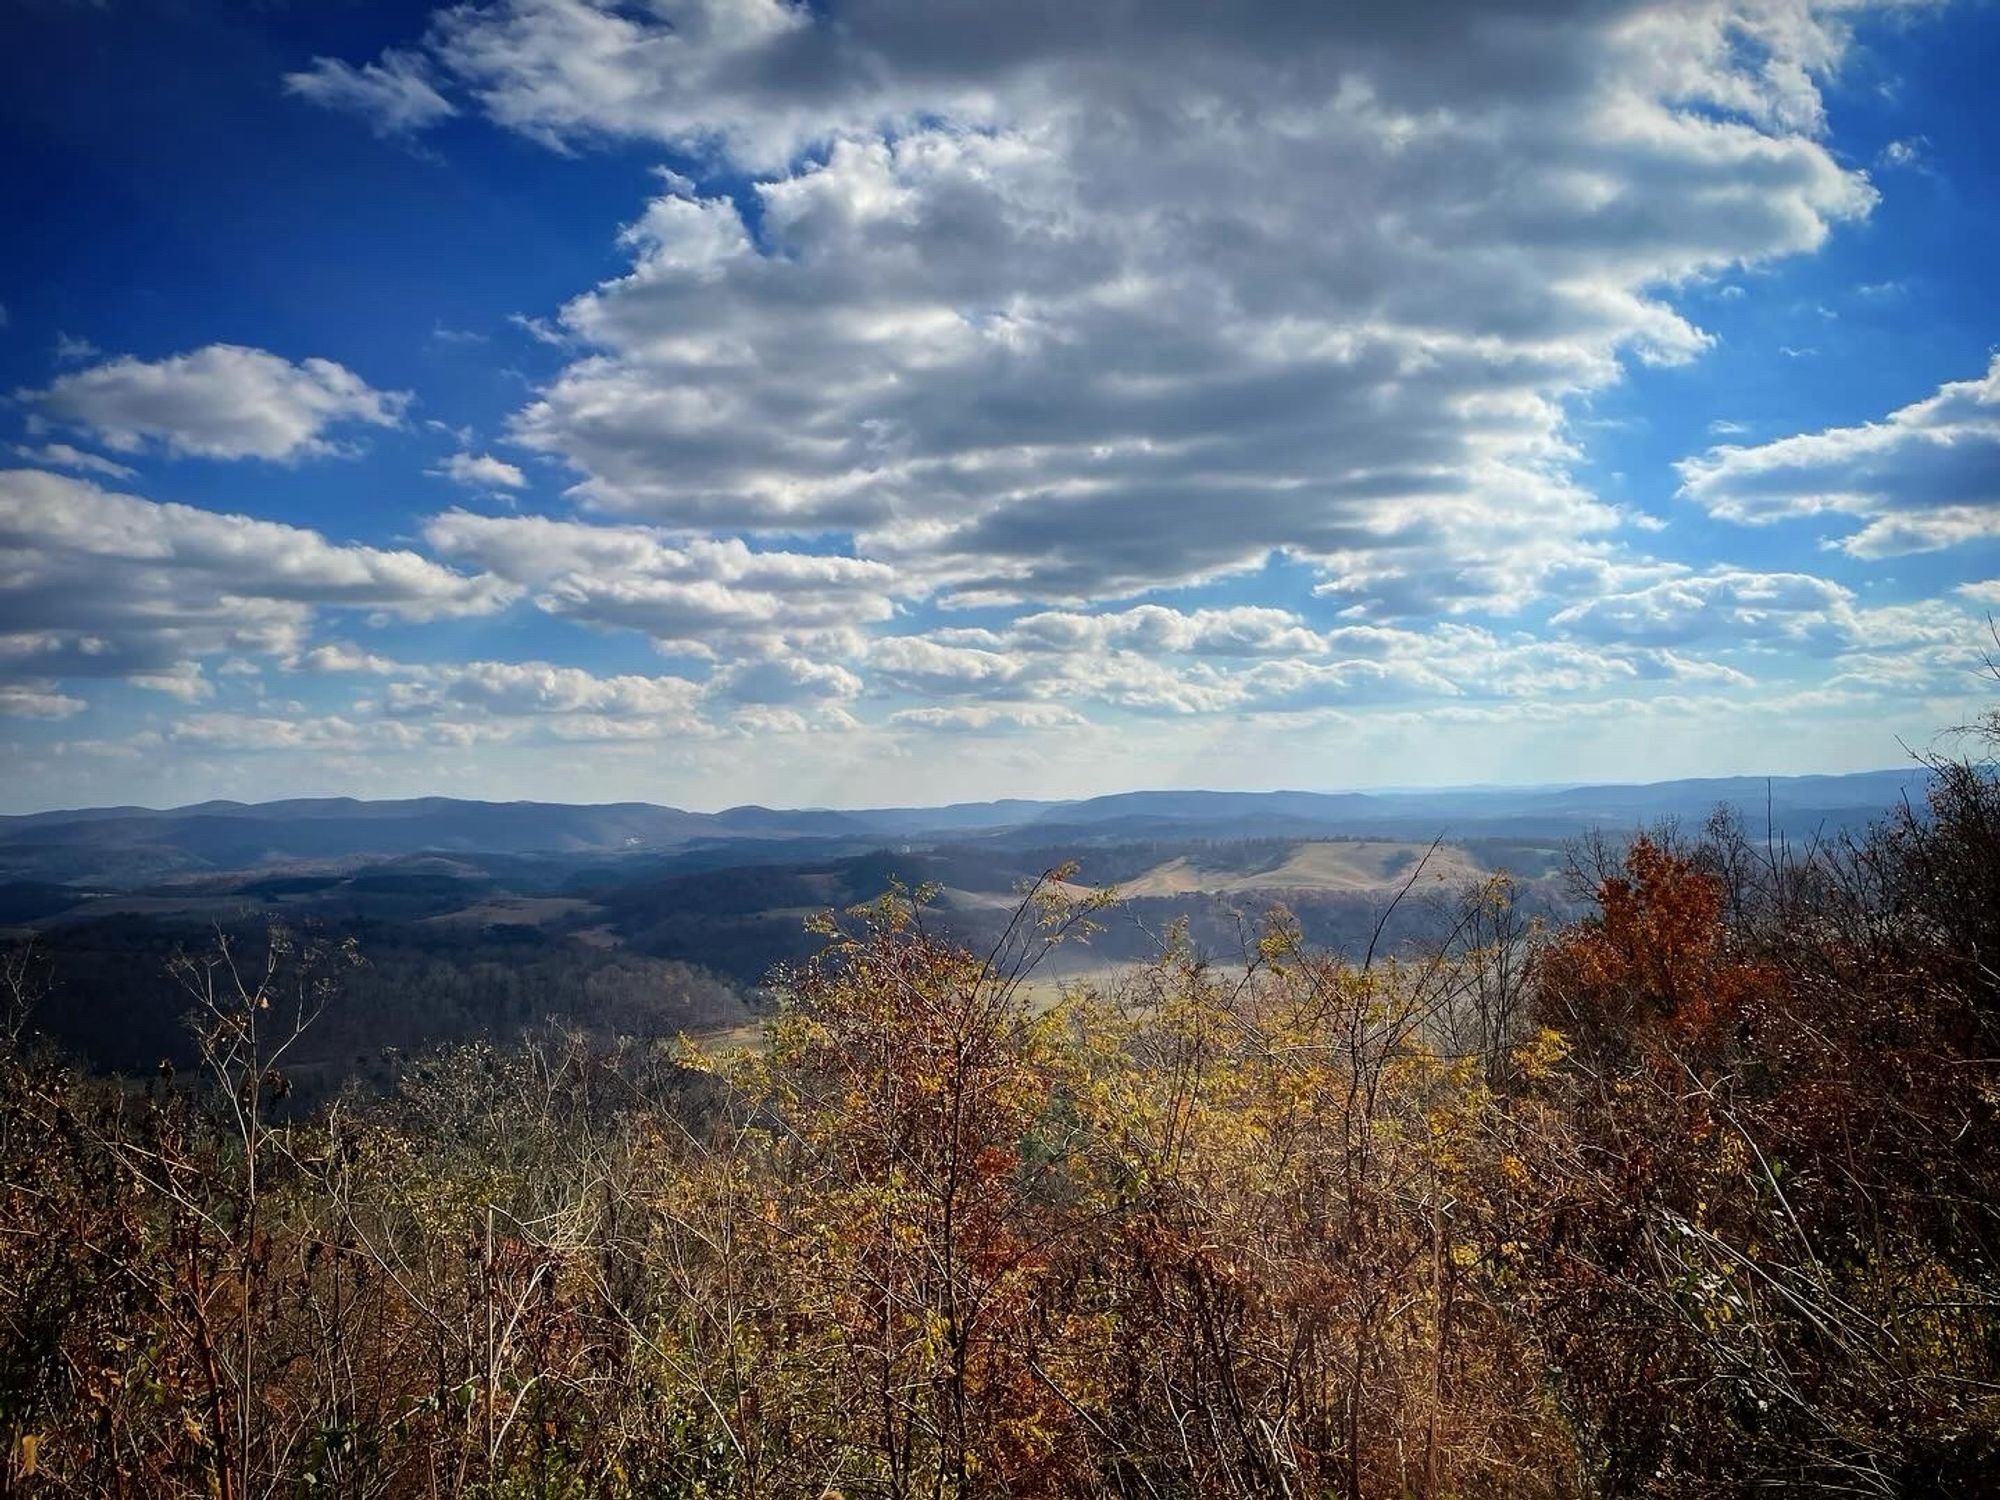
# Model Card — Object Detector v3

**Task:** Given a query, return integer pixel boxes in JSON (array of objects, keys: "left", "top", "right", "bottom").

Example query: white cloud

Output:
[
  {"left": 383, "top": 658, "right": 705, "bottom": 724},
  {"left": 14, "top": 443, "right": 135, "bottom": 479},
  {"left": 866, "top": 636, "right": 1026, "bottom": 695},
  {"left": 708, "top": 654, "right": 863, "bottom": 704},
  {"left": 1854, "top": 279, "right": 1909, "bottom": 302},
  {"left": 1878, "top": 136, "right": 1928, "bottom": 170},
  {"left": 293, "top": 0, "right": 1881, "bottom": 617},
  {"left": 23, "top": 345, "right": 410, "bottom": 462},
  {"left": 159, "top": 713, "right": 500, "bottom": 754},
  {"left": 1841, "top": 508, "right": 1999, "bottom": 559},
  {"left": 168, "top": 714, "right": 373, "bottom": 752},
  {"left": 128, "top": 663, "right": 214, "bottom": 702},
  {"left": 726, "top": 704, "right": 859, "bottom": 737},
  {"left": 432, "top": 451, "right": 528, "bottom": 489},
  {"left": 1551, "top": 573, "right": 1984, "bottom": 683},
  {"left": 1000, "top": 605, "right": 1328, "bottom": 659},
  {"left": 424, "top": 508, "right": 896, "bottom": 652},
  {"left": 360, "top": 658, "right": 725, "bottom": 745},
  {"left": 1678, "top": 355, "right": 2000, "bottom": 557},
  {"left": 0, "top": 682, "right": 87, "bottom": 720},
  {"left": 0, "top": 469, "right": 512, "bottom": 702},
  {"left": 865, "top": 609, "right": 1749, "bottom": 718},
  {"left": 890, "top": 704, "right": 1087, "bottom": 733},
  {"left": 52, "top": 333, "right": 100, "bottom": 364},
  {"left": 291, "top": 642, "right": 420, "bottom": 675},
  {"left": 1552, "top": 569, "right": 1857, "bottom": 649},
  {"left": 284, "top": 49, "right": 458, "bottom": 135},
  {"left": 22, "top": 0, "right": 1968, "bottom": 801}
]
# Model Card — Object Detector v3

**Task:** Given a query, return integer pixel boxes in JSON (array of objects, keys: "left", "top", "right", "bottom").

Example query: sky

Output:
[{"left": 1, "top": 0, "right": 1997, "bottom": 813}]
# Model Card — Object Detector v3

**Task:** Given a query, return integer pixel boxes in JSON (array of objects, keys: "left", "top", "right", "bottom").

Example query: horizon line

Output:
[{"left": 0, "top": 763, "right": 1928, "bottom": 822}]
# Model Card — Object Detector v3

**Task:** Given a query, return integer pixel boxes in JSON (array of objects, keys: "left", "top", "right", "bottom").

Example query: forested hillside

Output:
[
  {"left": 3, "top": 832, "right": 1571, "bottom": 1091},
  {"left": 2, "top": 734, "right": 1996, "bottom": 1496}
]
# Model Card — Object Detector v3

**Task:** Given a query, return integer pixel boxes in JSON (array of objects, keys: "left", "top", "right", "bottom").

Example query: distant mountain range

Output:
[
  {"left": 0, "top": 768, "right": 1931, "bottom": 886},
  {"left": 1, "top": 766, "right": 1949, "bottom": 1084}
]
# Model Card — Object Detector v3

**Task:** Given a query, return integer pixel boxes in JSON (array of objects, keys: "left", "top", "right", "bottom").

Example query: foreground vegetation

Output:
[{"left": 2, "top": 746, "right": 1998, "bottom": 1496}]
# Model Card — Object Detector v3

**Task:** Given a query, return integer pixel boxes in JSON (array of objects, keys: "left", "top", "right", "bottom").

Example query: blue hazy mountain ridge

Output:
[
  {"left": 1042, "top": 770, "right": 1928, "bottom": 824},
  {"left": 0, "top": 768, "right": 1931, "bottom": 885}
]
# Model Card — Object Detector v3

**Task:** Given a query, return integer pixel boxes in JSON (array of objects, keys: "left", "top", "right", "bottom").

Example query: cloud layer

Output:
[
  {"left": 0, "top": 469, "right": 510, "bottom": 704},
  {"left": 6, "top": 0, "right": 1993, "bottom": 805},
  {"left": 423, "top": 509, "right": 898, "bottom": 657},
  {"left": 336, "top": 0, "right": 1873, "bottom": 622}
]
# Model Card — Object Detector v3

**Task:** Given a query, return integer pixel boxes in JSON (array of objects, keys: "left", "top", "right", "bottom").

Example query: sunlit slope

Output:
[{"left": 1112, "top": 840, "right": 1489, "bottom": 897}]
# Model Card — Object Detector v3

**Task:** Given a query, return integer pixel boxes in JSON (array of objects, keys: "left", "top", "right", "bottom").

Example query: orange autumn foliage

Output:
[{"left": 1535, "top": 836, "right": 1778, "bottom": 1061}]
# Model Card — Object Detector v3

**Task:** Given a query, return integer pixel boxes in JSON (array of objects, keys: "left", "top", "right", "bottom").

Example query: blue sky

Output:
[{"left": 2, "top": 0, "right": 1996, "bottom": 812}]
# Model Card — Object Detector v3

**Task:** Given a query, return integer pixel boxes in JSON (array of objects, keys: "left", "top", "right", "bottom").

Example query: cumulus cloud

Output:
[
  {"left": 1678, "top": 356, "right": 2000, "bottom": 557},
  {"left": 384, "top": 658, "right": 704, "bottom": 719},
  {"left": 0, "top": 682, "right": 87, "bottom": 720},
  {"left": 423, "top": 508, "right": 896, "bottom": 653},
  {"left": 284, "top": 49, "right": 459, "bottom": 135},
  {"left": 0, "top": 469, "right": 512, "bottom": 701},
  {"left": 866, "top": 636, "right": 1026, "bottom": 696},
  {"left": 375, "top": 658, "right": 715, "bottom": 741},
  {"left": 708, "top": 655, "right": 864, "bottom": 704},
  {"left": 291, "top": 642, "right": 421, "bottom": 675},
  {"left": 1551, "top": 571, "right": 1984, "bottom": 692},
  {"left": 726, "top": 703, "right": 862, "bottom": 737},
  {"left": 23, "top": 345, "right": 409, "bottom": 462},
  {"left": 128, "top": 663, "right": 215, "bottom": 702},
  {"left": 865, "top": 608, "right": 1745, "bottom": 717},
  {"left": 1552, "top": 570, "right": 1860, "bottom": 649},
  {"left": 41, "top": 0, "right": 1969, "bottom": 796},
  {"left": 572, "top": 7, "right": 1896, "bottom": 612},
  {"left": 290, "top": 0, "right": 1885, "bottom": 617},
  {"left": 1000, "top": 606, "right": 1328, "bottom": 659},
  {"left": 432, "top": 451, "right": 528, "bottom": 489}
]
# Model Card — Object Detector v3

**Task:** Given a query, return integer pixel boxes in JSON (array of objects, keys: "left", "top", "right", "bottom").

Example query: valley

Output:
[{"left": 0, "top": 771, "right": 1916, "bottom": 1095}]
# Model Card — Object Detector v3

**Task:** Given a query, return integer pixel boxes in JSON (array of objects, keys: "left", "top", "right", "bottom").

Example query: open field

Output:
[
  {"left": 422, "top": 895, "right": 601, "bottom": 929},
  {"left": 1113, "top": 840, "right": 1489, "bottom": 898}
]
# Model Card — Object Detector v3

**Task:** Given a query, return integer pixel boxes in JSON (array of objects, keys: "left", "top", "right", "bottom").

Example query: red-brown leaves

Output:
[{"left": 1537, "top": 837, "right": 1776, "bottom": 1062}]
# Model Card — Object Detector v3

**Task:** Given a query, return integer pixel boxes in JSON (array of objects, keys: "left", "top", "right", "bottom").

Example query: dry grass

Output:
[
  {"left": 1114, "top": 840, "right": 1486, "bottom": 897},
  {"left": 422, "top": 896, "right": 600, "bottom": 928}
]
